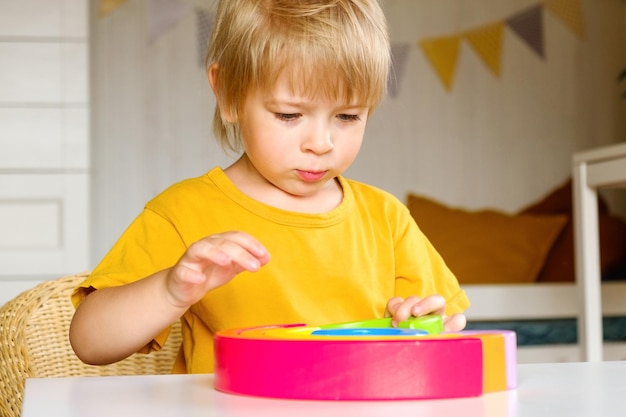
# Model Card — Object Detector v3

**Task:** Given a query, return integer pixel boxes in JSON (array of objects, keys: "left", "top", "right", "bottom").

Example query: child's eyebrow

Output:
[
  {"left": 266, "top": 97, "right": 367, "bottom": 111},
  {"left": 265, "top": 98, "right": 312, "bottom": 108}
]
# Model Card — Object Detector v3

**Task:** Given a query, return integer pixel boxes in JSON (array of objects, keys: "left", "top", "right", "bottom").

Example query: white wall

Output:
[
  {"left": 89, "top": 0, "right": 626, "bottom": 265},
  {"left": 0, "top": 0, "right": 90, "bottom": 304},
  {"left": 356, "top": 0, "right": 626, "bottom": 210},
  {"left": 90, "top": 0, "right": 231, "bottom": 262}
]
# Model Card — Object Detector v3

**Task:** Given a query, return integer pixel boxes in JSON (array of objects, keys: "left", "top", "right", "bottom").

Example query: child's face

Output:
[{"left": 237, "top": 72, "right": 369, "bottom": 201}]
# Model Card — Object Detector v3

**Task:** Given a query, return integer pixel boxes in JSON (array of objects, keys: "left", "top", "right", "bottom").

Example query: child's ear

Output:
[{"left": 208, "top": 64, "right": 236, "bottom": 123}]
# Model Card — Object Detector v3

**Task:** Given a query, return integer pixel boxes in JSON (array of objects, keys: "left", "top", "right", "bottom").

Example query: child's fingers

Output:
[
  {"left": 384, "top": 296, "right": 404, "bottom": 317},
  {"left": 387, "top": 295, "right": 421, "bottom": 325},
  {"left": 165, "top": 232, "right": 271, "bottom": 307},
  {"left": 409, "top": 294, "right": 446, "bottom": 317},
  {"left": 175, "top": 264, "right": 207, "bottom": 284},
  {"left": 386, "top": 295, "right": 448, "bottom": 327},
  {"left": 443, "top": 313, "right": 467, "bottom": 332},
  {"left": 209, "top": 231, "right": 270, "bottom": 262},
  {"left": 185, "top": 231, "right": 270, "bottom": 272}
]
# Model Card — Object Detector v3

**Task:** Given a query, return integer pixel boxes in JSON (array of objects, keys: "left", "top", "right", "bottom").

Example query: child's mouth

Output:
[{"left": 297, "top": 170, "right": 326, "bottom": 182}]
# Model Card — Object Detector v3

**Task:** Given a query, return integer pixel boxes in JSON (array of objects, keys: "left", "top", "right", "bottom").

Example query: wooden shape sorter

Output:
[{"left": 213, "top": 317, "right": 517, "bottom": 401}]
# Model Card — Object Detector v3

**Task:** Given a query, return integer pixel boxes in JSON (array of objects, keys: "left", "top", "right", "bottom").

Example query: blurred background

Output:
[{"left": 1, "top": 0, "right": 625, "bottom": 304}]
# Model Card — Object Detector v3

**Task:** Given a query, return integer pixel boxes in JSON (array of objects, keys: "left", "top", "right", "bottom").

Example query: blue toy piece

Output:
[{"left": 310, "top": 328, "right": 428, "bottom": 336}]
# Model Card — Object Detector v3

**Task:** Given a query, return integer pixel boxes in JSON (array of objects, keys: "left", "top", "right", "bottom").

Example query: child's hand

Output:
[
  {"left": 385, "top": 295, "right": 466, "bottom": 332},
  {"left": 165, "top": 231, "right": 270, "bottom": 308}
]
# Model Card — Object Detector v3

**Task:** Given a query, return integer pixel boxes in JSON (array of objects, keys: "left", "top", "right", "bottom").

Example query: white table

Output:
[
  {"left": 573, "top": 142, "right": 626, "bottom": 361},
  {"left": 20, "top": 362, "right": 626, "bottom": 417}
]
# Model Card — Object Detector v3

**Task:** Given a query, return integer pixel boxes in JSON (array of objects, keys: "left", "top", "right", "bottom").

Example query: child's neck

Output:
[{"left": 224, "top": 155, "right": 343, "bottom": 214}]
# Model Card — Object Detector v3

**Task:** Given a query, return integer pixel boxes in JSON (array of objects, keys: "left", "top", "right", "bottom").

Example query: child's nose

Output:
[{"left": 302, "top": 123, "right": 334, "bottom": 154}]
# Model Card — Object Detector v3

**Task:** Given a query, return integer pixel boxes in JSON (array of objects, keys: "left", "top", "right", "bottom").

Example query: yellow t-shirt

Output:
[{"left": 73, "top": 167, "right": 469, "bottom": 373}]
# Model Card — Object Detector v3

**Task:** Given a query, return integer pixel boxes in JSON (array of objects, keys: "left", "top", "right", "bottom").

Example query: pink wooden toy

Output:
[{"left": 213, "top": 321, "right": 517, "bottom": 401}]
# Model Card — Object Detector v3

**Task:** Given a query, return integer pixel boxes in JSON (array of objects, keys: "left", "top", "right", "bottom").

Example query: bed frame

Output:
[
  {"left": 463, "top": 282, "right": 626, "bottom": 363},
  {"left": 463, "top": 143, "right": 626, "bottom": 363}
]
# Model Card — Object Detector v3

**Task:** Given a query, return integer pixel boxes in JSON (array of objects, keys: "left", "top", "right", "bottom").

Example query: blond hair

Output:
[{"left": 207, "top": 0, "right": 390, "bottom": 153}]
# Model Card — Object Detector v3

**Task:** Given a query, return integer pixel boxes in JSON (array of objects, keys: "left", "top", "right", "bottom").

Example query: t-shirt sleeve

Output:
[
  {"left": 71, "top": 208, "right": 187, "bottom": 352},
  {"left": 393, "top": 205, "right": 470, "bottom": 316}
]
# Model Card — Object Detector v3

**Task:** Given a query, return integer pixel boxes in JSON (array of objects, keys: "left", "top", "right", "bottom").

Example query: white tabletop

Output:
[{"left": 21, "top": 361, "right": 626, "bottom": 417}]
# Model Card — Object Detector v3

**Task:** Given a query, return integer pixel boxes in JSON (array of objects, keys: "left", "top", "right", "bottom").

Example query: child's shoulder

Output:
[
  {"left": 341, "top": 176, "right": 409, "bottom": 216},
  {"left": 342, "top": 176, "right": 404, "bottom": 206},
  {"left": 147, "top": 168, "right": 224, "bottom": 207}
]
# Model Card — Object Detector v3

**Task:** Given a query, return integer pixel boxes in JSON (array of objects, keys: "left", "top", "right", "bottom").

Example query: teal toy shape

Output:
[{"left": 311, "top": 328, "right": 428, "bottom": 336}]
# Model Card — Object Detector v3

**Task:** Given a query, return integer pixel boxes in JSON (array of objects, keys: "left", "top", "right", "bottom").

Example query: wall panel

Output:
[{"left": 0, "top": 0, "right": 90, "bottom": 303}]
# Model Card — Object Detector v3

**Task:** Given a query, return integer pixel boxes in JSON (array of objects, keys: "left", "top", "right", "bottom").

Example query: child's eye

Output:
[
  {"left": 275, "top": 113, "right": 300, "bottom": 122},
  {"left": 337, "top": 114, "right": 361, "bottom": 122}
]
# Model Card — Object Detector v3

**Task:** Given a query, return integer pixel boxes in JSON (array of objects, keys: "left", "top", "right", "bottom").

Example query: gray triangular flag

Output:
[
  {"left": 388, "top": 43, "right": 411, "bottom": 98},
  {"left": 148, "top": 0, "right": 191, "bottom": 43},
  {"left": 506, "top": 5, "right": 545, "bottom": 59},
  {"left": 196, "top": 8, "right": 215, "bottom": 67}
]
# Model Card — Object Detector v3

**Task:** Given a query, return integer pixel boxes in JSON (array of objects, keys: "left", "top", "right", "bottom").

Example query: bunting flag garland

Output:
[
  {"left": 97, "top": 0, "right": 585, "bottom": 94},
  {"left": 506, "top": 5, "right": 545, "bottom": 59},
  {"left": 148, "top": 0, "right": 192, "bottom": 42},
  {"left": 544, "top": 0, "right": 585, "bottom": 39},
  {"left": 389, "top": 43, "right": 411, "bottom": 97},
  {"left": 99, "top": 0, "right": 214, "bottom": 66},
  {"left": 464, "top": 22, "right": 505, "bottom": 77},
  {"left": 196, "top": 9, "right": 215, "bottom": 67},
  {"left": 98, "top": 0, "right": 128, "bottom": 17},
  {"left": 416, "top": 0, "right": 584, "bottom": 92},
  {"left": 419, "top": 35, "right": 462, "bottom": 91}
]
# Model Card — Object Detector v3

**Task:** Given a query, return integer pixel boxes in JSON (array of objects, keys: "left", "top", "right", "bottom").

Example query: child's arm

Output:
[
  {"left": 385, "top": 295, "right": 467, "bottom": 332},
  {"left": 69, "top": 231, "right": 270, "bottom": 365}
]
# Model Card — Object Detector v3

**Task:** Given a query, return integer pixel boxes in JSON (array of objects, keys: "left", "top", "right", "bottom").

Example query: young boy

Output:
[{"left": 70, "top": 0, "right": 470, "bottom": 374}]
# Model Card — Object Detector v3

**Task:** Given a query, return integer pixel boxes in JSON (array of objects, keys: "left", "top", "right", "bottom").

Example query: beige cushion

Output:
[{"left": 407, "top": 194, "right": 567, "bottom": 284}]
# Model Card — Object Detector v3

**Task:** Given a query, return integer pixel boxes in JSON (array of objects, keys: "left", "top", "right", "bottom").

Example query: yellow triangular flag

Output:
[
  {"left": 419, "top": 35, "right": 461, "bottom": 91},
  {"left": 464, "top": 21, "right": 504, "bottom": 77},
  {"left": 99, "top": 0, "right": 128, "bottom": 17},
  {"left": 544, "top": 0, "right": 585, "bottom": 39}
]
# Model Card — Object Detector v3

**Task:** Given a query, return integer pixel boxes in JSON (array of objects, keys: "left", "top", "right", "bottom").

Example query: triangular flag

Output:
[
  {"left": 544, "top": 0, "right": 585, "bottom": 39},
  {"left": 419, "top": 35, "right": 462, "bottom": 91},
  {"left": 506, "top": 5, "right": 545, "bottom": 58},
  {"left": 464, "top": 21, "right": 505, "bottom": 77},
  {"left": 98, "top": 0, "right": 128, "bottom": 17},
  {"left": 388, "top": 43, "right": 411, "bottom": 98},
  {"left": 196, "top": 8, "right": 215, "bottom": 67},
  {"left": 148, "top": 0, "right": 192, "bottom": 43}
]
